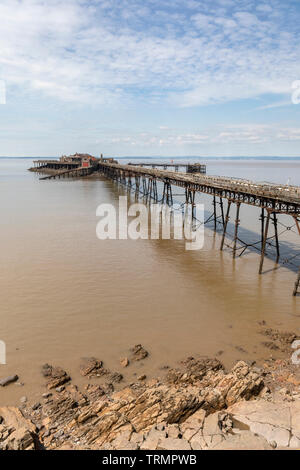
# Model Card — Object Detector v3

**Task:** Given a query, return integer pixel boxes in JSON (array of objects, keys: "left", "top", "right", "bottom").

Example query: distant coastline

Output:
[{"left": 1, "top": 156, "right": 300, "bottom": 161}]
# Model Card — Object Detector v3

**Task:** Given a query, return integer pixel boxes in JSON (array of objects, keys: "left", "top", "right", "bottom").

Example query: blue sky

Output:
[{"left": 0, "top": 0, "right": 300, "bottom": 157}]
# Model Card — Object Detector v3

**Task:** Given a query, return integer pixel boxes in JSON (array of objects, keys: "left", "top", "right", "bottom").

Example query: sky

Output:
[{"left": 0, "top": 0, "right": 300, "bottom": 157}]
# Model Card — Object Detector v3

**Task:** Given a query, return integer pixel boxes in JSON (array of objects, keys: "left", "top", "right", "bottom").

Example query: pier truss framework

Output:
[{"left": 98, "top": 161, "right": 300, "bottom": 297}]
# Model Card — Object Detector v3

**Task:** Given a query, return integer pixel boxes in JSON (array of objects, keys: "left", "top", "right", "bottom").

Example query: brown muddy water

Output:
[{"left": 0, "top": 158, "right": 299, "bottom": 405}]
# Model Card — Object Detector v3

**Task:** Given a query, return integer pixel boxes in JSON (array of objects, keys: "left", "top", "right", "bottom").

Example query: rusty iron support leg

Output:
[
  {"left": 213, "top": 195, "right": 217, "bottom": 230},
  {"left": 153, "top": 179, "right": 158, "bottom": 201},
  {"left": 220, "top": 201, "right": 232, "bottom": 251},
  {"left": 191, "top": 191, "right": 196, "bottom": 219},
  {"left": 219, "top": 197, "right": 225, "bottom": 227},
  {"left": 143, "top": 178, "right": 147, "bottom": 195},
  {"left": 293, "top": 268, "right": 300, "bottom": 296},
  {"left": 169, "top": 183, "right": 173, "bottom": 205},
  {"left": 162, "top": 181, "right": 167, "bottom": 203},
  {"left": 233, "top": 202, "right": 241, "bottom": 258},
  {"left": 259, "top": 210, "right": 271, "bottom": 274},
  {"left": 273, "top": 212, "right": 280, "bottom": 262},
  {"left": 260, "top": 208, "right": 265, "bottom": 248}
]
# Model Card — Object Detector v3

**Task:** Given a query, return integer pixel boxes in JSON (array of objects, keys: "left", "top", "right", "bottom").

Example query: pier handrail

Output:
[{"left": 99, "top": 162, "right": 300, "bottom": 205}]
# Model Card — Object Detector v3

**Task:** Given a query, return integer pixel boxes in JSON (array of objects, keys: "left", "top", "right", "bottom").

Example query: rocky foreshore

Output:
[{"left": 1, "top": 330, "right": 300, "bottom": 451}]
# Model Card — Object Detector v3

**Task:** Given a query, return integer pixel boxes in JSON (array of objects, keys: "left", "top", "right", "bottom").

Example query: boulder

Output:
[
  {"left": 41, "top": 364, "right": 71, "bottom": 390},
  {"left": 130, "top": 345, "right": 149, "bottom": 361}
]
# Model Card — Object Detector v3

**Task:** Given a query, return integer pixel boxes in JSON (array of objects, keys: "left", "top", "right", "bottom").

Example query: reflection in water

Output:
[{"left": 0, "top": 158, "right": 299, "bottom": 405}]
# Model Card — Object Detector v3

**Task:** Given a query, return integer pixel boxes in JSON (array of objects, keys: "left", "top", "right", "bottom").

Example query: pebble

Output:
[
  {"left": 120, "top": 357, "right": 129, "bottom": 368},
  {"left": 20, "top": 396, "right": 27, "bottom": 404},
  {"left": 56, "top": 386, "right": 65, "bottom": 393},
  {"left": 32, "top": 402, "right": 41, "bottom": 411}
]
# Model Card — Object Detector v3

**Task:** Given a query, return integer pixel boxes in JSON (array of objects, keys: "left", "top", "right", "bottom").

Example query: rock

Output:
[
  {"left": 165, "top": 423, "right": 181, "bottom": 439},
  {"left": 32, "top": 403, "right": 41, "bottom": 411},
  {"left": 214, "top": 361, "right": 264, "bottom": 408},
  {"left": 84, "top": 384, "right": 106, "bottom": 401},
  {"left": 0, "top": 375, "right": 19, "bottom": 387},
  {"left": 130, "top": 344, "right": 149, "bottom": 361},
  {"left": 41, "top": 364, "right": 71, "bottom": 390},
  {"left": 110, "top": 430, "right": 139, "bottom": 450},
  {"left": 157, "top": 437, "right": 191, "bottom": 450},
  {"left": 56, "top": 386, "right": 65, "bottom": 393},
  {"left": 201, "top": 412, "right": 225, "bottom": 448},
  {"left": 287, "top": 375, "right": 300, "bottom": 386},
  {"left": 20, "top": 396, "right": 27, "bottom": 404},
  {"left": 138, "top": 375, "right": 147, "bottom": 381},
  {"left": 166, "top": 357, "right": 223, "bottom": 385},
  {"left": 54, "top": 430, "right": 64, "bottom": 439},
  {"left": 108, "top": 372, "right": 123, "bottom": 384},
  {"left": 0, "top": 407, "right": 36, "bottom": 450},
  {"left": 79, "top": 357, "right": 107, "bottom": 377},
  {"left": 260, "top": 328, "right": 298, "bottom": 353},
  {"left": 130, "top": 432, "right": 144, "bottom": 445},
  {"left": 227, "top": 400, "right": 291, "bottom": 448},
  {"left": 213, "top": 431, "right": 272, "bottom": 450},
  {"left": 290, "top": 401, "right": 300, "bottom": 441},
  {"left": 5, "top": 355, "right": 296, "bottom": 450},
  {"left": 140, "top": 427, "right": 165, "bottom": 450},
  {"left": 120, "top": 357, "right": 129, "bottom": 368},
  {"left": 180, "top": 408, "right": 206, "bottom": 441},
  {"left": 23, "top": 359, "right": 268, "bottom": 450}
]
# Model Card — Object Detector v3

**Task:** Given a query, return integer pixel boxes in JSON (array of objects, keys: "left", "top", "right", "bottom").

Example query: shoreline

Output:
[{"left": 1, "top": 328, "right": 300, "bottom": 450}]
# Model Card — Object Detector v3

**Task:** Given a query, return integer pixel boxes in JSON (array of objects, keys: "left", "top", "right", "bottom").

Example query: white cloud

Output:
[
  {"left": 256, "top": 4, "right": 273, "bottom": 13},
  {"left": 97, "top": 123, "right": 300, "bottom": 149},
  {"left": 0, "top": 0, "right": 299, "bottom": 108}
]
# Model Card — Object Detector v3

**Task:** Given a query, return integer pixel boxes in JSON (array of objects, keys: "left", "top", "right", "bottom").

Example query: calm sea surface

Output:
[{"left": 0, "top": 158, "right": 299, "bottom": 404}]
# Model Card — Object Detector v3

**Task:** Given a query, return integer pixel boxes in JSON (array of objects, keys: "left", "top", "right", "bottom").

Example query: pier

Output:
[
  {"left": 128, "top": 162, "right": 206, "bottom": 173},
  {"left": 28, "top": 155, "right": 300, "bottom": 296}
]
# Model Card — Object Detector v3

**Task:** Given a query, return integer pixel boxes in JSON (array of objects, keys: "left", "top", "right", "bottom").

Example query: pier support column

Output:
[
  {"left": 260, "top": 208, "right": 265, "bottom": 248},
  {"left": 146, "top": 179, "right": 153, "bottom": 202},
  {"left": 142, "top": 178, "right": 147, "bottom": 196},
  {"left": 162, "top": 181, "right": 173, "bottom": 205},
  {"left": 220, "top": 201, "right": 231, "bottom": 251},
  {"left": 152, "top": 179, "right": 158, "bottom": 201},
  {"left": 273, "top": 212, "right": 280, "bottom": 262},
  {"left": 259, "top": 210, "right": 271, "bottom": 274},
  {"left": 293, "top": 268, "right": 300, "bottom": 296},
  {"left": 213, "top": 195, "right": 217, "bottom": 231},
  {"left": 219, "top": 197, "right": 225, "bottom": 227},
  {"left": 135, "top": 176, "right": 140, "bottom": 199},
  {"left": 233, "top": 202, "right": 241, "bottom": 258}
]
